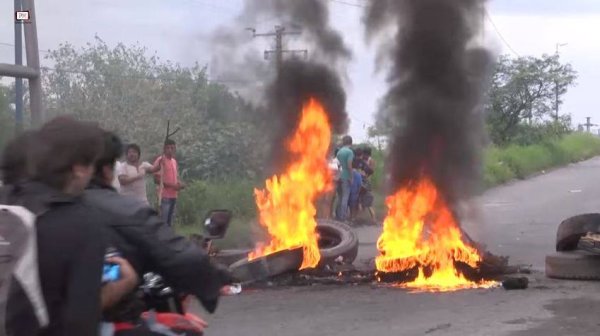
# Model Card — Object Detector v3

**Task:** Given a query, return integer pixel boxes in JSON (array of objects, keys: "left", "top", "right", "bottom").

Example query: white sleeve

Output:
[{"left": 114, "top": 162, "right": 123, "bottom": 176}]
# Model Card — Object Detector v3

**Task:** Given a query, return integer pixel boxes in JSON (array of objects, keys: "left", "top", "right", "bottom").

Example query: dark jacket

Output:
[
  {"left": 3, "top": 182, "right": 107, "bottom": 336},
  {"left": 84, "top": 181, "right": 232, "bottom": 315}
]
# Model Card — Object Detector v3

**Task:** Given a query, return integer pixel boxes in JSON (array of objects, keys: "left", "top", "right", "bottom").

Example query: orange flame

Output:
[
  {"left": 376, "top": 177, "right": 495, "bottom": 291},
  {"left": 249, "top": 98, "right": 332, "bottom": 269}
]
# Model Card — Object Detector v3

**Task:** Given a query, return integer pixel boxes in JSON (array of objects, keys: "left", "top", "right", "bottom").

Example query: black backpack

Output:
[{"left": 0, "top": 186, "right": 49, "bottom": 335}]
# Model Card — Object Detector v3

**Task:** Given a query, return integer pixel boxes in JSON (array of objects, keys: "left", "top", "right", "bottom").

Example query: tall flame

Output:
[
  {"left": 376, "top": 177, "right": 494, "bottom": 291},
  {"left": 249, "top": 98, "right": 332, "bottom": 269}
]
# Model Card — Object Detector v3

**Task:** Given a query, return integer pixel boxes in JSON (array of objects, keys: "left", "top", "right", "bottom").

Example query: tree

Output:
[
  {"left": 486, "top": 54, "right": 577, "bottom": 145},
  {"left": 367, "top": 125, "right": 388, "bottom": 151},
  {"left": 0, "top": 83, "right": 14, "bottom": 150},
  {"left": 42, "top": 37, "right": 267, "bottom": 180}
]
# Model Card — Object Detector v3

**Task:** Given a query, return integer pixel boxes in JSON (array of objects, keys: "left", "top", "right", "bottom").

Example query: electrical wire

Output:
[{"left": 484, "top": 10, "right": 520, "bottom": 57}]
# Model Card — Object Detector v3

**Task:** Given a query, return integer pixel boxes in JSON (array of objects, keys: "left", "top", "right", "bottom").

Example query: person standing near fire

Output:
[
  {"left": 118, "top": 143, "right": 161, "bottom": 205},
  {"left": 359, "top": 146, "right": 376, "bottom": 223},
  {"left": 348, "top": 147, "right": 364, "bottom": 221},
  {"left": 317, "top": 147, "right": 341, "bottom": 219},
  {"left": 335, "top": 135, "right": 354, "bottom": 222},
  {"left": 154, "top": 139, "right": 185, "bottom": 226}
]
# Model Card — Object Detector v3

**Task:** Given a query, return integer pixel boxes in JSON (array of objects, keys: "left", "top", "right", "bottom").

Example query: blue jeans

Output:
[
  {"left": 160, "top": 198, "right": 177, "bottom": 227},
  {"left": 336, "top": 179, "right": 351, "bottom": 221}
]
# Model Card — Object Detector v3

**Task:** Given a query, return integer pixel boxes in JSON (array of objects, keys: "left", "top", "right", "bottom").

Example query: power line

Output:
[
  {"left": 38, "top": 66, "right": 254, "bottom": 84},
  {"left": 327, "top": 0, "right": 521, "bottom": 59},
  {"left": 0, "top": 41, "right": 51, "bottom": 54},
  {"left": 327, "top": 0, "right": 366, "bottom": 8},
  {"left": 180, "top": 0, "right": 240, "bottom": 14},
  {"left": 1, "top": 42, "right": 259, "bottom": 85},
  {"left": 249, "top": 26, "right": 307, "bottom": 71},
  {"left": 0, "top": 41, "right": 251, "bottom": 83},
  {"left": 484, "top": 10, "right": 520, "bottom": 57}
]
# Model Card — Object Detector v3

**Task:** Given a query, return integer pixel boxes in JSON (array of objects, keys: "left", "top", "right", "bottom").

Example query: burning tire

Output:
[
  {"left": 212, "top": 249, "right": 251, "bottom": 266},
  {"left": 545, "top": 251, "right": 600, "bottom": 280},
  {"left": 229, "top": 247, "right": 304, "bottom": 283},
  {"left": 316, "top": 219, "right": 359, "bottom": 266},
  {"left": 556, "top": 214, "right": 600, "bottom": 251}
]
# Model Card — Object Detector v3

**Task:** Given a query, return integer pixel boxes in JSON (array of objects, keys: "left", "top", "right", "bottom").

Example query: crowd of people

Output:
[
  {"left": 327, "top": 135, "right": 376, "bottom": 224},
  {"left": 111, "top": 139, "right": 185, "bottom": 227},
  {"left": 0, "top": 117, "right": 232, "bottom": 336},
  {"left": 0, "top": 117, "right": 379, "bottom": 335}
]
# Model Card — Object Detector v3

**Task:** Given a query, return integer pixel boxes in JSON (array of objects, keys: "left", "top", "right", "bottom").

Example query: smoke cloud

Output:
[
  {"left": 243, "top": 0, "right": 352, "bottom": 67},
  {"left": 210, "top": 0, "right": 351, "bottom": 173},
  {"left": 208, "top": 20, "right": 274, "bottom": 103},
  {"left": 364, "top": 0, "right": 494, "bottom": 206},
  {"left": 267, "top": 59, "right": 349, "bottom": 173},
  {"left": 254, "top": 0, "right": 351, "bottom": 171}
]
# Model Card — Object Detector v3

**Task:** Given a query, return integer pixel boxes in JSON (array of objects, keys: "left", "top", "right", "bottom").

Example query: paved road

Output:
[{"left": 201, "top": 158, "right": 600, "bottom": 336}]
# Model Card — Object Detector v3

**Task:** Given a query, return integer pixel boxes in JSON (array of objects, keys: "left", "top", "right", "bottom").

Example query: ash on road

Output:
[{"left": 200, "top": 158, "right": 600, "bottom": 336}]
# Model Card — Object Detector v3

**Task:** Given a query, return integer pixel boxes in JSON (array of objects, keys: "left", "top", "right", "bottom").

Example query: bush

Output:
[
  {"left": 484, "top": 133, "right": 600, "bottom": 187},
  {"left": 499, "top": 144, "right": 554, "bottom": 178},
  {"left": 169, "top": 133, "right": 600, "bottom": 247},
  {"left": 172, "top": 178, "right": 259, "bottom": 248},
  {"left": 483, "top": 147, "right": 515, "bottom": 187},
  {"left": 370, "top": 147, "right": 385, "bottom": 189},
  {"left": 508, "top": 121, "right": 571, "bottom": 146},
  {"left": 558, "top": 132, "right": 600, "bottom": 162},
  {"left": 176, "top": 178, "right": 258, "bottom": 227}
]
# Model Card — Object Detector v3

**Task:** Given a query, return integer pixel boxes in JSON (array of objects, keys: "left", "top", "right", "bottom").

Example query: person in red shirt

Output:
[{"left": 154, "top": 139, "right": 185, "bottom": 226}]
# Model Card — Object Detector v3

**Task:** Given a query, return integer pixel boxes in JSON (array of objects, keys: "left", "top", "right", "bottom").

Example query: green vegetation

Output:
[
  {"left": 180, "top": 132, "right": 600, "bottom": 248},
  {"left": 149, "top": 178, "right": 260, "bottom": 248},
  {"left": 483, "top": 133, "right": 600, "bottom": 187},
  {"left": 0, "top": 40, "right": 596, "bottom": 249},
  {"left": 0, "top": 86, "right": 14, "bottom": 150},
  {"left": 175, "top": 179, "right": 258, "bottom": 248},
  {"left": 41, "top": 37, "right": 268, "bottom": 181}
]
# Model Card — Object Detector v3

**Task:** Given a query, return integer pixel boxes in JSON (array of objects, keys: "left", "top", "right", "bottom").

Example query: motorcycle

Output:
[{"left": 133, "top": 209, "right": 237, "bottom": 336}]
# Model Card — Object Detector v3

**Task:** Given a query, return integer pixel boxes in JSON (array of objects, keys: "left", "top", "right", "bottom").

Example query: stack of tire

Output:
[
  {"left": 546, "top": 214, "right": 600, "bottom": 280},
  {"left": 225, "top": 219, "right": 359, "bottom": 283}
]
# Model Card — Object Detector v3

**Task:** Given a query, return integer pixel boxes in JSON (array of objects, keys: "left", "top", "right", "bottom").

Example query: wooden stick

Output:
[
  {"left": 157, "top": 120, "right": 170, "bottom": 213},
  {"left": 157, "top": 120, "right": 181, "bottom": 213}
]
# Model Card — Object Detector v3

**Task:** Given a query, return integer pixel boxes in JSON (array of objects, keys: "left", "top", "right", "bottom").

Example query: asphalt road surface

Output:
[{"left": 200, "top": 157, "right": 600, "bottom": 336}]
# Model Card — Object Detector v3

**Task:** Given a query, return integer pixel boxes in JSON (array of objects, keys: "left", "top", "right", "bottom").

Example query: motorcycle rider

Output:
[
  {"left": 1, "top": 117, "right": 137, "bottom": 335},
  {"left": 85, "top": 130, "right": 234, "bottom": 328},
  {"left": 0, "top": 130, "right": 36, "bottom": 185}
]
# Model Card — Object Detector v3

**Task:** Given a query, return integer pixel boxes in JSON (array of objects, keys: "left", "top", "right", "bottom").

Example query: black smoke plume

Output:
[
  {"left": 364, "top": 0, "right": 494, "bottom": 206},
  {"left": 242, "top": 0, "right": 351, "bottom": 173},
  {"left": 243, "top": 0, "right": 352, "bottom": 66},
  {"left": 267, "top": 59, "right": 349, "bottom": 174},
  {"left": 208, "top": 20, "right": 274, "bottom": 104}
]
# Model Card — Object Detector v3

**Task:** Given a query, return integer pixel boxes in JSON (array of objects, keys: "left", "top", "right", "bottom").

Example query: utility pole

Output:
[
  {"left": 23, "top": 0, "right": 43, "bottom": 126},
  {"left": 554, "top": 43, "right": 568, "bottom": 122},
  {"left": 247, "top": 26, "right": 308, "bottom": 72},
  {"left": 14, "top": 0, "right": 23, "bottom": 132},
  {"left": 0, "top": 0, "right": 43, "bottom": 127},
  {"left": 584, "top": 117, "right": 597, "bottom": 133}
]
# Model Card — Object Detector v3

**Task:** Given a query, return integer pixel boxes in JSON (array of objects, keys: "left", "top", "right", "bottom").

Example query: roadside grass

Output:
[
  {"left": 484, "top": 132, "right": 600, "bottom": 187},
  {"left": 173, "top": 178, "right": 259, "bottom": 249},
  {"left": 174, "top": 132, "right": 600, "bottom": 248}
]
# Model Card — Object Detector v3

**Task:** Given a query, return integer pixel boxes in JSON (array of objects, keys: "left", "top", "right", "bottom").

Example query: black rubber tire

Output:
[
  {"left": 556, "top": 214, "right": 600, "bottom": 251},
  {"left": 545, "top": 251, "right": 600, "bottom": 280},
  {"left": 212, "top": 223, "right": 360, "bottom": 267},
  {"left": 316, "top": 219, "right": 359, "bottom": 267},
  {"left": 229, "top": 247, "right": 303, "bottom": 283},
  {"left": 212, "top": 249, "right": 251, "bottom": 266}
]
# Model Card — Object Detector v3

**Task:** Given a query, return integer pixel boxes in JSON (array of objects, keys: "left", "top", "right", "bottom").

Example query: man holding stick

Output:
[{"left": 154, "top": 138, "right": 184, "bottom": 227}]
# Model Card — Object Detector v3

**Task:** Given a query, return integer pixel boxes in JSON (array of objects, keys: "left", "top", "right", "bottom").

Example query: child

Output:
[{"left": 348, "top": 148, "right": 364, "bottom": 221}]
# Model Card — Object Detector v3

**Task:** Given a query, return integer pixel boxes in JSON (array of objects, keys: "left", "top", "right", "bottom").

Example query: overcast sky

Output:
[{"left": 1, "top": 0, "right": 599, "bottom": 140}]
